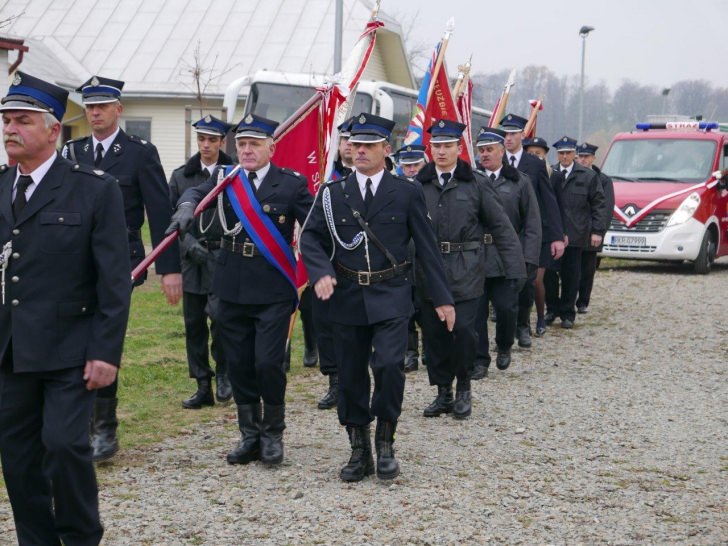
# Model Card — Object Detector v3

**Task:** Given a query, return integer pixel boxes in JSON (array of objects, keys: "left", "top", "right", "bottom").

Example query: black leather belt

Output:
[
  {"left": 483, "top": 233, "right": 493, "bottom": 245},
  {"left": 335, "top": 261, "right": 411, "bottom": 286},
  {"left": 221, "top": 238, "right": 262, "bottom": 257},
  {"left": 439, "top": 241, "right": 482, "bottom": 254},
  {"left": 200, "top": 240, "right": 221, "bottom": 250},
  {"left": 128, "top": 228, "right": 142, "bottom": 241}
]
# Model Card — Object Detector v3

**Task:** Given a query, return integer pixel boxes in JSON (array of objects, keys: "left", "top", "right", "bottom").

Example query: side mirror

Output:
[{"left": 714, "top": 170, "right": 728, "bottom": 191}]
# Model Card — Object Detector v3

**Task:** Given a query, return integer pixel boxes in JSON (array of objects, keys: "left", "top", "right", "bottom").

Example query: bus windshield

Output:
[
  {"left": 602, "top": 139, "right": 716, "bottom": 183},
  {"left": 245, "top": 82, "right": 373, "bottom": 125}
]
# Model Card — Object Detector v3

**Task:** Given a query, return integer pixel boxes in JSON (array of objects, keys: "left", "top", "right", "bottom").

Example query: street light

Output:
[{"left": 578, "top": 25, "right": 594, "bottom": 143}]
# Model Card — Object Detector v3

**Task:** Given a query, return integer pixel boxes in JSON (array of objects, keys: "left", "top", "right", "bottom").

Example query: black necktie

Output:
[
  {"left": 440, "top": 172, "right": 451, "bottom": 187},
  {"left": 94, "top": 143, "right": 104, "bottom": 167},
  {"left": 202, "top": 167, "right": 211, "bottom": 178},
  {"left": 13, "top": 175, "right": 33, "bottom": 219},
  {"left": 510, "top": 155, "right": 516, "bottom": 167},
  {"left": 364, "top": 178, "right": 374, "bottom": 211},
  {"left": 489, "top": 173, "right": 496, "bottom": 181},
  {"left": 248, "top": 171, "right": 258, "bottom": 195},
  {"left": 562, "top": 169, "right": 568, "bottom": 178}
]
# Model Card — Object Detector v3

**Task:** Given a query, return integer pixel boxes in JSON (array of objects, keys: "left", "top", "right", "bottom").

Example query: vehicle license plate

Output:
[{"left": 611, "top": 235, "right": 647, "bottom": 246}]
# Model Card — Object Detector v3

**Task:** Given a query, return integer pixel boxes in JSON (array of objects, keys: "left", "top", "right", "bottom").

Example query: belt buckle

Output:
[
  {"left": 358, "top": 271, "right": 370, "bottom": 286},
  {"left": 440, "top": 242, "right": 451, "bottom": 254},
  {"left": 483, "top": 234, "right": 493, "bottom": 245},
  {"left": 242, "top": 242, "right": 255, "bottom": 257}
]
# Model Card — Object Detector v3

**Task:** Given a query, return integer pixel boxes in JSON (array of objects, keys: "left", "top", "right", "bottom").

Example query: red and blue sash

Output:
[{"left": 223, "top": 166, "right": 298, "bottom": 300}]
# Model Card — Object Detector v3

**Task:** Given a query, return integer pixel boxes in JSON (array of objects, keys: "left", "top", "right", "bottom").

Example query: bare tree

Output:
[{"left": 178, "top": 40, "right": 239, "bottom": 117}]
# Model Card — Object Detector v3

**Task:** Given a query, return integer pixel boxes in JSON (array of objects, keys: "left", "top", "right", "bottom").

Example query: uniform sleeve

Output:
[
  {"left": 407, "top": 182, "right": 454, "bottom": 307},
  {"left": 479, "top": 180, "right": 527, "bottom": 279},
  {"left": 550, "top": 169, "right": 568, "bottom": 239},
  {"left": 588, "top": 171, "right": 607, "bottom": 235},
  {"left": 300, "top": 186, "right": 337, "bottom": 285},
  {"left": 535, "top": 159, "right": 564, "bottom": 243},
  {"left": 601, "top": 173, "right": 615, "bottom": 229},
  {"left": 88, "top": 177, "right": 132, "bottom": 366},
  {"left": 139, "top": 144, "right": 181, "bottom": 275},
  {"left": 520, "top": 175, "right": 542, "bottom": 266}
]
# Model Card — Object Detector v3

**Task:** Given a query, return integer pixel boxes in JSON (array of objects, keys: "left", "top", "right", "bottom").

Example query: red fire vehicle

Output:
[{"left": 600, "top": 120, "right": 728, "bottom": 273}]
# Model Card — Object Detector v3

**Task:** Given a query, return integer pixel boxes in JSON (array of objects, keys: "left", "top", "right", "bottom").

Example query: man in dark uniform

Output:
[
  {"left": 472, "top": 127, "right": 537, "bottom": 378},
  {"left": 545, "top": 136, "right": 607, "bottom": 329},
  {"left": 394, "top": 143, "right": 428, "bottom": 373},
  {"left": 575, "top": 142, "right": 615, "bottom": 313},
  {"left": 167, "top": 114, "right": 313, "bottom": 467},
  {"left": 62, "top": 75, "right": 182, "bottom": 462},
  {"left": 300, "top": 114, "right": 455, "bottom": 482},
  {"left": 0, "top": 72, "right": 131, "bottom": 546},
  {"left": 169, "top": 115, "right": 234, "bottom": 409},
  {"left": 500, "top": 114, "right": 564, "bottom": 348},
  {"left": 415, "top": 120, "right": 524, "bottom": 419}
]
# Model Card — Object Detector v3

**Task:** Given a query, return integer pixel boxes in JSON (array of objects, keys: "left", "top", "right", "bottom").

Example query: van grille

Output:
[{"left": 609, "top": 210, "right": 671, "bottom": 233}]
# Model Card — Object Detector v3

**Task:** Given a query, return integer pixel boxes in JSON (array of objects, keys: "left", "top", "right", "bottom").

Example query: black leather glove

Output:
[
  {"left": 510, "top": 277, "right": 527, "bottom": 293},
  {"left": 165, "top": 202, "right": 195, "bottom": 236},
  {"left": 184, "top": 235, "right": 210, "bottom": 265}
]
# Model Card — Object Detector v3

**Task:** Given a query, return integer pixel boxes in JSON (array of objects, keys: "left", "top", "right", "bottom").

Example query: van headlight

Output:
[{"left": 667, "top": 192, "right": 700, "bottom": 227}]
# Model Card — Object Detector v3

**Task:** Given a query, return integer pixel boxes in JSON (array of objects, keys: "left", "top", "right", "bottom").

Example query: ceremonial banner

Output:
[{"left": 455, "top": 75, "right": 474, "bottom": 165}]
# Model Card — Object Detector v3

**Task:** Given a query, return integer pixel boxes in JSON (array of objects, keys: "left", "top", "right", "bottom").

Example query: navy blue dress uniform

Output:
[
  {"left": 300, "top": 114, "right": 453, "bottom": 481},
  {"left": 473, "top": 127, "right": 535, "bottom": 375},
  {"left": 168, "top": 115, "right": 235, "bottom": 408},
  {"left": 62, "top": 75, "right": 182, "bottom": 462},
  {"left": 414, "top": 120, "right": 525, "bottom": 419},
  {"left": 170, "top": 114, "right": 314, "bottom": 466},
  {"left": 546, "top": 137, "right": 607, "bottom": 327},
  {"left": 500, "top": 115, "right": 564, "bottom": 346},
  {"left": 575, "top": 142, "right": 615, "bottom": 313},
  {"left": 394, "top": 143, "right": 428, "bottom": 373},
  {"left": 0, "top": 73, "right": 131, "bottom": 546}
]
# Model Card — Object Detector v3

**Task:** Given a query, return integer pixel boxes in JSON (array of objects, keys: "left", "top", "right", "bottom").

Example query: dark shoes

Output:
[
  {"left": 303, "top": 347, "right": 318, "bottom": 368},
  {"left": 577, "top": 304, "right": 588, "bottom": 314},
  {"left": 374, "top": 420, "right": 400, "bottom": 480},
  {"left": 561, "top": 319, "right": 574, "bottom": 329},
  {"left": 317, "top": 374, "right": 338, "bottom": 410},
  {"left": 215, "top": 374, "right": 232, "bottom": 404},
  {"left": 260, "top": 404, "right": 285, "bottom": 465},
  {"left": 340, "top": 425, "right": 374, "bottom": 482},
  {"left": 91, "top": 397, "right": 120, "bottom": 463},
  {"left": 544, "top": 312, "right": 556, "bottom": 325},
  {"left": 470, "top": 362, "right": 488, "bottom": 380},
  {"left": 423, "top": 385, "right": 454, "bottom": 417},
  {"left": 404, "top": 350, "right": 419, "bottom": 373},
  {"left": 516, "top": 326, "right": 532, "bottom": 349},
  {"left": 182, "top": 379, "right": 215, "bottom": 409},
  {"left": 453, "top": 382, "right": 472, "bottom": 420},
  {"left": 496, "top": 348, "right": 512, "bottom": 370},
  {"left": 227, "top": 403, "right": 261, "bottom": 465},
  {"left": 534, "top": 318, "right": 546, "bottom": 337}
]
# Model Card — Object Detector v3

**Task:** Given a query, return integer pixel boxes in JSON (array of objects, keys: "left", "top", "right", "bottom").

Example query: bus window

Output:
[
  {"left": 246, "top": 82, "right": 317, "bottom": 123},
  {"left": 349, "top": 92, "right": 373, "bottom": 119}
]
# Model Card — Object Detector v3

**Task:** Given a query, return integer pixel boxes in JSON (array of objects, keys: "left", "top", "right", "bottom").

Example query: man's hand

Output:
[
  {"left": 435, "top": 304, "right": 456, "bottom": 332},
  {"left": 551, "top": 239, "right": 566, "bottom": 260},
  {"left": 84, "top": 360, "right": 119, "bottom": 390},
  {"left": 186, "top": 240, "right": 210, "bottom": 264},
  {"left": 164, "top": 203, "right": 195, "bottom": 236},
  {"left": 161, "top": 273, "right": 182, "bottom": 305},
  {"left": 591, "top": 233, "right": 603, "bottom": 247},
  {"left": 314, "top": 275, "right": 337, "bottom": 300}
]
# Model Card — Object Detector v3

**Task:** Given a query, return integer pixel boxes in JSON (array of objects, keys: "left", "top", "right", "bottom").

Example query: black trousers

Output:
[
  {"left": 476, "top": 277, "right": 518, "bottom": 365},
  {"left": 298, "top": 286, "right": 316, "bottom": 353},
  {"left": 311, "top": 294, "right": 337, "bottom": 376},
  {"left": 216, "top": 300, "right": 293, "bottom": 406},
  {"left": 544, "top": 246, "right": 583, "bottom": 322},
  {"left": 333, "top": 317, "right": 408, "bottom": 426},
  {"left": 517, "top": 264, "right": 538, "bottom": 331},
  {"left": 183, "top": 291, "right": 224, "bottom": 380},
  {"left": 421, "top": 297, "right": 479, "bottom": 386},
  {"left": 0, "top": 364, "right": 103, "bottom": 546},
  {"left": 577, "top": 250, "right": 599, "bottom": 308}
]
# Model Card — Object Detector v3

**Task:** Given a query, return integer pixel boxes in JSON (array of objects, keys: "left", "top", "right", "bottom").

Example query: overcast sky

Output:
[{"left": 388, "top": 0, "right": 728, "bottom": 90}]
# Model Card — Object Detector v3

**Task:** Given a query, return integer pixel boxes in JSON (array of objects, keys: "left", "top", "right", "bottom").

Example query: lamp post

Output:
[
  {"left": 661, "top": 88, "right": 671, "bottom": 115},
  {"left": 578, "top": 25, "right": 594, "bottom": 143}
]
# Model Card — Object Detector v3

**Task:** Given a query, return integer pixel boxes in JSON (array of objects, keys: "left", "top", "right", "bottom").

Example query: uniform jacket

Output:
[
  {"left": 179, "top": 162, "right": 313, "bottom": 305},
  {"left": 415, "top": 160, "right": 526, "bottom": 301},
  {"left": 550, "top": 161, "right": 607, "bottom": 248},
  {"left": 168, "top": 150, "right": 234, "bottom": 294},
  {"left": 63, "top": 128, "right": 180, "bottom": 284},
  {"left": 587, "top": 165, "right": 615, "bottom": 252},
  {"left": 300, "top": 170, "right": 453, "bottom": 325},
  {"left": 511, "top": 150, "right": 564, "bottom": 244},
  {"left": 0, "top": 155, "right": 131, "bottom": 372},
  {"left": 486, "top": 163, "right": 542, "bottom": 268}
]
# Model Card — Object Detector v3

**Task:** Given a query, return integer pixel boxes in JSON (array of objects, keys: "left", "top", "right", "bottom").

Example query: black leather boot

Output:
[
  {"left": 340, "top": 425, "right": 374, "bottom": 482},
  {"left": 423, "top": 384, "right": 454, "bottom": 417},
  {"left": 317, "top": 373, "right": 338, "bottom": 410},
  {"left": 374, "top": 420, "right": 400, "bottom": 480},
  {"left": 453, "top": 380, "right": 472, "bottom": 420},
  {"left": 215, "top": 374, "right": 233, "bottom": 404},
  {"left": 92, "top": 397, "right": 119, "bottom": 462},
  {"left": 404, "top": 330, "right": 419, "bottom": 373},
  {"left": 302, "top": 312, "right": 318, "bottom": 367},
  {"left": 182, "top": 378, "right": 214, "bottom": 409},
  {"left": 227, "top": 403, "right": 261, "bottom": 465},
  {"left": 303, "top": 347, "right": 318, "bottom": 367},
  {"left": 260, "top": 404, "right": 285, "bottom": 465}
]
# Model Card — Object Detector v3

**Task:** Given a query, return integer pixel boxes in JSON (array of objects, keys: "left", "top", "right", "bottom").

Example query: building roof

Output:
[{"left": 0, "top": 0, "right": 414, "bottom": 97}]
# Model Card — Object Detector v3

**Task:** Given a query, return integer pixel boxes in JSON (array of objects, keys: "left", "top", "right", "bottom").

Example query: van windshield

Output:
[
  {"left": 602, "top": 139, "right": 716, "bottom": 183},
  {"left": 246, "top": 82, "right": 373, "bottom": 124}
]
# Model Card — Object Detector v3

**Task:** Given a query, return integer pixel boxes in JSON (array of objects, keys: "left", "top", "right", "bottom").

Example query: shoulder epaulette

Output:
[
  {"left": 0, "top": 164, "right": 8, "bottom": 173},
  {"left": 71, "top": 163, "right": 109, "bottom": 179},
  {"left": 281, "top": 167, "right": 305, "bottom": 179},
  {"left": 127, "top": 134, "right": 152, "bottom": 147}
]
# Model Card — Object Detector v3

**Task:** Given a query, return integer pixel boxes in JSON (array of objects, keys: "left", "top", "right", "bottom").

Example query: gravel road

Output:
[{"left": 1, "top": 260, "right": 726, "bottom": 545}]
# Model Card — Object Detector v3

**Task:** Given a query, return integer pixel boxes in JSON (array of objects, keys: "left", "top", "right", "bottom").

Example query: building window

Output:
[{"left": 124, "top": 119, "right": 152, "bottom": 141}]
